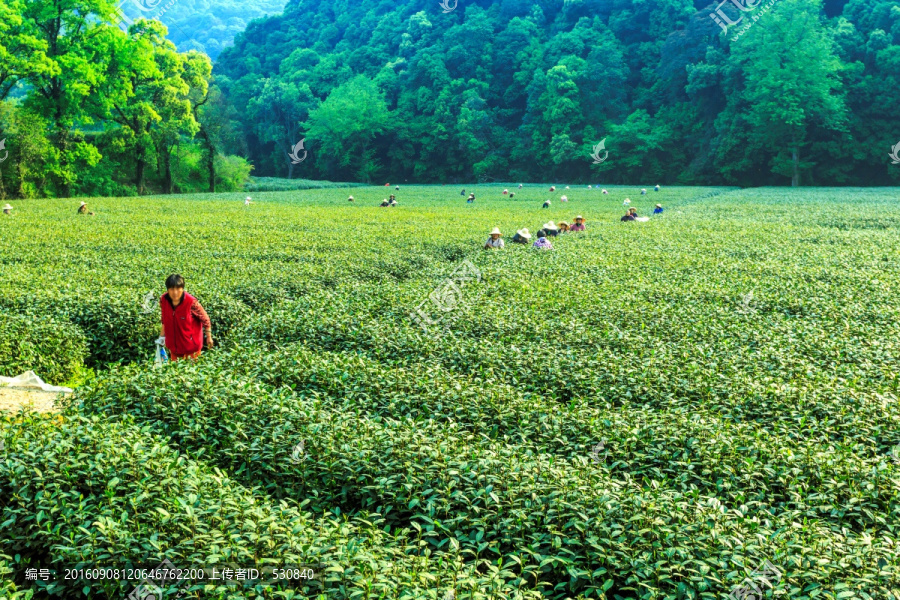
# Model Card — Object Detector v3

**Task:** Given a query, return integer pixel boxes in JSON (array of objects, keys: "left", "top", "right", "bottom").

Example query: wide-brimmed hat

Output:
[
  {"left": 80, "top": 201, "right": 87, "bottom": 206},
  {"left": 543, "top": 221, "right": 558, "bottom": 230},
  {"left": 558, "top": 221, "right": 569, "bottom": 228},
  {"left": 602, "top": 189, "right": 608, "bottom": 194},
  {"left": 2, "top": 204, "right": 12, "bottom": 210},
  {"left": 575, "top": 215, "right": 584, "bottom": 221},
  {"left": 516, "top": 228, "right": 532, "bottom": 239},
  {"left": 656, "top": 203, "right": 662, "bottom": 207},
  {"left": 490, "top": 227, "right": 502, "bottom": 236}
]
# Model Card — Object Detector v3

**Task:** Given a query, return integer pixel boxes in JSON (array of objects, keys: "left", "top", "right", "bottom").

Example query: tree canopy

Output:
[{"left": 213, "top": 0, "right": 900, "bottom": 186}]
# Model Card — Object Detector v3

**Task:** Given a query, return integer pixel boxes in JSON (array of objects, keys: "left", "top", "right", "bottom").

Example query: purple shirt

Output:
[
  {"left": 533, "top": 237, "right": 553, "bottom": 249},
  {"left": 570, "top": 223, "right": 585, "bottom": 231}
]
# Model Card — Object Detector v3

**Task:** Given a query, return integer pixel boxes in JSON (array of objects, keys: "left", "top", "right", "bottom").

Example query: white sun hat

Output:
[
  {"left": 543, "top": 221, "right": 558, "bottom": 230},
  {"left": 490, "top": 227, "right": 502, "bottom": 236},
  {"left": 602, "top": 189, "right": 608, "bottom": 194},
  {"left": 3, "top": 204, "right": 12, "bottom": 210}
]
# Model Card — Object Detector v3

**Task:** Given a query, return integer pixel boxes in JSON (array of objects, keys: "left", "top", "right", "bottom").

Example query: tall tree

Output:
[
  {"left": 304, "top": 75, "right": 394, "bottom": 183},
  {"left": 92, "top": 19, "right": 198, "bottom": 194},
  {"left": 20, "top": 0, "right": 118, "bottom": 196},
  {"left": 724, "top": 0, "right": 847, "bottom": 186}
]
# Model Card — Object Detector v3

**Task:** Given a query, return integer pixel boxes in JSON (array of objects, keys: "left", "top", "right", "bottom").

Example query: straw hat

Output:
[
  {"left": 602, "top": 189, "right": 608, "bottom": 194},
  {"left": 348, "top": 195, "right": 354, "bottom": 200},
  {"left": 3, "top": 204, "right": 12, "bottom": 210},
  {"left": 575, "top": 215, "right": 584, "bottom": 221},
  {"left": 490, "top": 227, "right": 502, "bottom": 236},
  {"left": 656, "top": 203, "right": 662, "bottom": 208},
  {"left": 80, "top": 201, "right": 87, "bottom": 206},
  {"left": 516, "top": 228, "right": 532, "bottom": 239},
  {"left": 543, "top": 221, "right": 558, "bottom": 230},
  {"left": 565, "top": 186, "right": 570, "bottom": 189},
  {"left": 558, "top": 221, "right": 569, "bottom": 228},
  {"left": 588, "top": 185, "right": 592, "bottom": 189},
  {"left": 560, "top": 195, "right": 568, "bottom": 201}
]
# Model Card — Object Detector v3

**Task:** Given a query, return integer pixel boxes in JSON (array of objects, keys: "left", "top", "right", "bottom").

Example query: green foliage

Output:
[
  {"left": 244, "top": 177, "right": 358, "bottom": 191},
  {"left": 214, "top": 0, "right": 900, "bottom": 185},
  {"left": 0, "top": 0, "right": 251, "bottom": 199},
  {"left": 0, "top": 556, "right": 32, "bottom": 600},
  {"left": 6, "top": 186, "right": 900, "bottom": 598},
  {"left": 0, "top": 312, "right": 87, "bottom": 384},
  {"left": 0, "top": 413, "right": 524, "bottom": 598}
]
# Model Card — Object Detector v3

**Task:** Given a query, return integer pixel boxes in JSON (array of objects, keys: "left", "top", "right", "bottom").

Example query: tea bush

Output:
[
  {"left": 0, "top": 312, "right": 87, "bottom": 384},
  {"left": 69, "top": 356, "right": 900, "bottom": 599},
  {"left": 6, "top": 186, "right": 900, "bottom": 599},
  {"left": 0, "top": 413, "right": 537, "bottom": 599}
]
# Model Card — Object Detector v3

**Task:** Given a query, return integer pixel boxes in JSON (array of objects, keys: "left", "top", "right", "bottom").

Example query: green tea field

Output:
[{"left": 2, "top": 185, "right": 900, "bottom": 599}]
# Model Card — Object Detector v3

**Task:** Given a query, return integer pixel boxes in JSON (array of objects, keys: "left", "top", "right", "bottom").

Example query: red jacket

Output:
[{"left": 161, "top": 292, "right": 204, "bottom": 355}]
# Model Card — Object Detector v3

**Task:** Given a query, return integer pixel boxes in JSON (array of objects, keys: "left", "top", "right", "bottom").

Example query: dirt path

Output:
[{"left": 0, "top": 387, "right": 66, "bottom": 413}]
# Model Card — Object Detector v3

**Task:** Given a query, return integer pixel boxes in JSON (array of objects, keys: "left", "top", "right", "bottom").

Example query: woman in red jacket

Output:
[{"left": 158, "top": 274, "right": 213, "bottom": 361}]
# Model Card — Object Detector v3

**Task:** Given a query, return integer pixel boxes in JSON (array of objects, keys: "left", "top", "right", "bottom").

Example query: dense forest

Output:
[
  {"left": 215, "top": 0, "right": 900, "bottom": 186},
  {"left": 1, "top": 0, "right": 898, "bottom": 198}
]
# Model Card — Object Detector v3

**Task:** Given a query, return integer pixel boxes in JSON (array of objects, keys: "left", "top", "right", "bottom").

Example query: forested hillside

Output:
[
  {"left": 0, "top": 0, "right": 252, "bottom": 198},
  {"left": 214, "top": 0, "right": 900, "bottom": 186},
  {"left": 117, "top": 0, "right": 286, "bottom": 59}
]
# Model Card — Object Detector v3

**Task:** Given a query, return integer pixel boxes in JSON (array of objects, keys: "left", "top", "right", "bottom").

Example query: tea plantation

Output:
[{"left": 1, "top": 185, "right": 900, "bottom": 599}]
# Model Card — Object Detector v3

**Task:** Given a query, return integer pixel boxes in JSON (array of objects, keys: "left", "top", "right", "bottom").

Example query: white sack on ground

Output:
[{"left": 0, "top": 371, "right": 73, "bottom": 393}]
